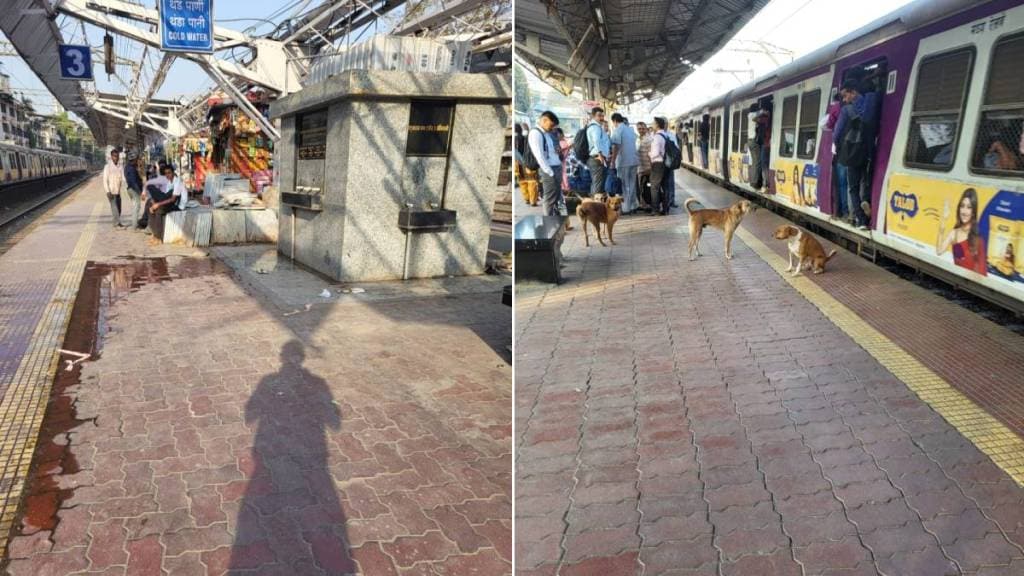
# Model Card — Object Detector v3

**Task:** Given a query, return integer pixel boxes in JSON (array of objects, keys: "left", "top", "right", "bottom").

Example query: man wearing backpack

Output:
[
  {"left": 834, "top": 79, "right": 880, "bottom": 230},
  {"left": 582, "top": 107, "right": 610, "bottom": 197},
  {"left": 528, "top": 111, "right": 564, "bottom": 216},
  {"left": 648, "top": 117, "right": 678, "bottom": 215}
]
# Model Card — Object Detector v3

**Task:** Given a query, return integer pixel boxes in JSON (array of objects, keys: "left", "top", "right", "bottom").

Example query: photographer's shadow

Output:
[{"left": 229, "top": 340, "right": 355, "bottom": 574}]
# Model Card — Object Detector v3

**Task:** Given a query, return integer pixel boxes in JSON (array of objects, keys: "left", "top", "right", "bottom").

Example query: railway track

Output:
[{"left": 0, "top": 173, "right": 91, "bottom": 229}]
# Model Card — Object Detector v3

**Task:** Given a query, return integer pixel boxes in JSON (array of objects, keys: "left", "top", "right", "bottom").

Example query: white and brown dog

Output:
[{"left": 773, "top": 224, "right": 837, "bottom": 276}]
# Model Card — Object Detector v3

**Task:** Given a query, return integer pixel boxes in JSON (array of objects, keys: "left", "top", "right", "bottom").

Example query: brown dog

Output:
[
  {"left": 773, "top": 224, "right": 837, "bottom": 275},
  {"left": 684, "top": 198, "right": 755, "bottom": 260},
  {"left": 577, "top": 196, "right": 624, "bottom": 247}
]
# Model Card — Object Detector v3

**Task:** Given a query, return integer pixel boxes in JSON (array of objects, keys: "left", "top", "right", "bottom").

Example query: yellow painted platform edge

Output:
[
  {"left": 0, "top": 201, "right": 102, "bottom": 556},
  {"left": 735, "top": 226, "right": 1024, "bottom": 487}
]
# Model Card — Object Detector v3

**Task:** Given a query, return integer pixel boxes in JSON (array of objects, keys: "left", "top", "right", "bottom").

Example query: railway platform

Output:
[
  {"left": 0, "top": 176, "right": 512, "bottom": 574},
  {"left": 514, "top": 169, "right": 1024, "bottom": 575}
]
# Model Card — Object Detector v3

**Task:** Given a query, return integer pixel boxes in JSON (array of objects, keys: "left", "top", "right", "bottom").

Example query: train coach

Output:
[
  {"left": 674, "top": 0, "right": 1024, "bottom": 312},
  {"left": 0, "top": 142, "right": 87, "bottom": 186}
]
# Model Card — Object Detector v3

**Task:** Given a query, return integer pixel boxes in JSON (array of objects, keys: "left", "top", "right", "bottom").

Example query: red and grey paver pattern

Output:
[
  {"left": 2, "top": 179, "right": 512, "bottom": 574},
  {"left": 515, "top": 173, "right": 1024, "bottom": 575}
]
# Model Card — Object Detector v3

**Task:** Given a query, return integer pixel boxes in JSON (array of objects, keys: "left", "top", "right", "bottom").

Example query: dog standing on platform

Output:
[
  {"left": 577, "top": 196, "right": 624, "bottom": 247},
  {"left": 773, "top": 224, "right": 837, "bottom": 275},
  {"left": 684, "top": 198, "right": 754, "bottom": 260}
]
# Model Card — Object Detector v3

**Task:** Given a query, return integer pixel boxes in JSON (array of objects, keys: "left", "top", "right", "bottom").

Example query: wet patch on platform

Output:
[{"left": 2, "top": 257, "right": 224, "bottom": 563}]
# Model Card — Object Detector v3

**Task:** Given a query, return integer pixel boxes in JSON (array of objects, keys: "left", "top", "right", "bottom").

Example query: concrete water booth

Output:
[{"left": 270, "top": 70, "right": 511, "bottom": 282}]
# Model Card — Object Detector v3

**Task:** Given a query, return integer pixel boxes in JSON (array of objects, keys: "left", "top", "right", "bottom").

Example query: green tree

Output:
[{"left": 514, "top": 63, "right": 533, "bottom": 115}]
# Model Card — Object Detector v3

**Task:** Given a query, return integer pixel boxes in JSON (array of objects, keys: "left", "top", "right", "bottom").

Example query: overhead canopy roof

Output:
[
  {"left": 0, "top": 0, "right": 166, "bottom": 147},
  {"left": 516, "top": 0, "right": 770, "bottom": 104}
]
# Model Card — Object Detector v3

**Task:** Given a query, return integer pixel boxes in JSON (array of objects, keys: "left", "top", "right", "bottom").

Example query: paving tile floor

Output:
[
  {"left": 2, "top": 178, "right": 512, "bottom": 574},
  {"left": 514, "top": 173, "right": 1024, "bottom": 575}
]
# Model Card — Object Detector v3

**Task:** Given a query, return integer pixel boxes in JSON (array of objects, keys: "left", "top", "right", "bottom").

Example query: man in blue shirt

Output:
[
  {"left": 610, "top": 113, "right": 639, "bottom": 214},
  {"left": 585, "top": 107, "right": 611, "bottom": 197},
  {"left": 834, "top": 79, "right": 880, "bottom": 230}
]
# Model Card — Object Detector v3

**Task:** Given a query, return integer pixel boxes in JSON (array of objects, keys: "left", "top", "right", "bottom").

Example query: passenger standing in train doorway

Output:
[
  {"left": 102, "top": 148, "right": 127, "bottom": 228},
  {"left": 753, "top": 103, "right": 772, "bottom": 192},
  {"left": 825, "top": 92, "right": 849, "bottom": 221},
  {"left": 699, "top": 115, "right": 710, "bottom": 170},
  {"left": 835, "top": 78, "right": 881, "bottom": 230}
]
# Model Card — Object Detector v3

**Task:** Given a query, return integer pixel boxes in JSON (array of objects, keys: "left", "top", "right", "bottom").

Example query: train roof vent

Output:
[
  {"left": 754, "top": 76, "right": 778, "bottom": 92},
  {"left": 985, "top": 32, "right": 1024, "bottom": 107},
  {"left": 835, "top": 19, "right": 906, "bottom": 61},
  {"left": 913, "top": 49, "right": 972, "bottom": 112}
]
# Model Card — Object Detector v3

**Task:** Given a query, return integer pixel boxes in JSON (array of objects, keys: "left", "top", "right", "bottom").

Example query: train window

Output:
[
  {"left": 797, "top": 90, "right": 821, "bottom": 159},
  {"left": 905, "top": 48, "right": 974, "bottom": 171},
  {"left": 731, "top": 110, "right": 741, "bottom": 151},
  {"left": 971, "top": 32, "right": 1024, "bottom": 177},
  {"left": 739, "top": 110, "right": 749, "bottom": 152},
  {"left": 779, "top": 95, "right": 798, "bottom": 157}
]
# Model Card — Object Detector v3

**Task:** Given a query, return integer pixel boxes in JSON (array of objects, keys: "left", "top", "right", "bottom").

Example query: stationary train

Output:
[
  {"left": 673, "top": 0, "right": 1024, "bottom": 311},
  {"left": 0, "top": 142, "right": 87, "bottom": 186}
]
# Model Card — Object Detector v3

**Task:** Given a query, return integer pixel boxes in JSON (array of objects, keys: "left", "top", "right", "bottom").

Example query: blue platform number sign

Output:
[
  {"left": 160, "top": 0, "right": 214, "bottom": 53},
  {"left": 58, "top": 45, "right": 93, "bottom": 80}
]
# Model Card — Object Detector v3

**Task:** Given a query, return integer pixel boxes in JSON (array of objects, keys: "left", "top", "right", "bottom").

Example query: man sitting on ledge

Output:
[{"left": 142, "top": 164, "right": 188, "bottom": 240}]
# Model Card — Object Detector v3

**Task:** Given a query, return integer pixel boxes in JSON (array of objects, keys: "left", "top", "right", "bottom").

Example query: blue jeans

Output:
[
  {"left": 700, "top": 141, "right": 709, "bottom": 169},
  {"left": 835, "top": 163, "right": 848, "bottom": 218}
]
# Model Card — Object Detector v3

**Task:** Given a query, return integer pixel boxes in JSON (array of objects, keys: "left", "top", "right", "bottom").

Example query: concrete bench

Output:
[{"left": 514, "top": 215, "right": 566, "bottom": 284}]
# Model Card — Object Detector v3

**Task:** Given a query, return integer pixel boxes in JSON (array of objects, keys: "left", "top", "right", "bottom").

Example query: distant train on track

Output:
[
  {"left": 0, "top": 142, "right": 88, "bottom": 186},
  {"left": 673, "top": 0, "right": 1024, "bottom": 311}
]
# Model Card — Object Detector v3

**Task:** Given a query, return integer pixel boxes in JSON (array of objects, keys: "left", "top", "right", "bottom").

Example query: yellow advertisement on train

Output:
[
  {"left": 729, "top": 152, "right": 751, "bottom": 185},
  {"left": 885, "top": 174, "right": 1024, "bottom": 284},
  {"left": 773, "top": 159, "right": 819, "bottom": 208}
]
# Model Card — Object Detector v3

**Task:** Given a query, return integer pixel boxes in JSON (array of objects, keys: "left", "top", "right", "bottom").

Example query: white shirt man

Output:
[
  {"left": 102, "top": 149, "right": 127, "bottom": 227},
  {"left": 528, "top": 112, "right": 564, "bottom": 217}
]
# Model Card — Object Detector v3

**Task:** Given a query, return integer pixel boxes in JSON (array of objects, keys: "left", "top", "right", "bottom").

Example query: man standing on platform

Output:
[
  {"left": 124, "top": 152, "right": 144, "bottom": 229},
  {"left": 637, "top": 122, "right": 653, "bottom": 211},
  {"left": 529, "top": 111, "right": 564, "bottom": 217},
  {"left": 102, "top": 148, "right": 126, "bottom": 228},
  {"left": 585, "top": 107, "right": 610, "bottom": 197},
  {"left": 610, "top": 113, "right": 639, "bottom": 214}
]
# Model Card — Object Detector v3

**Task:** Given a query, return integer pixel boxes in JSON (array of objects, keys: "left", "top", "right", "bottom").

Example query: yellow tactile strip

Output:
[
  {"left": 0, "top": 201, "right": 102, "bottom": 556},
  {"left": 735, "top": 226, "right": 1024, "bottom": 487}
]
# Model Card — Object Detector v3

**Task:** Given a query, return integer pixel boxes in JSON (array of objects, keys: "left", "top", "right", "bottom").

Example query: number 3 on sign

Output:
[{"left": 58, "top": 44, "right": 93, "bottom": 80}]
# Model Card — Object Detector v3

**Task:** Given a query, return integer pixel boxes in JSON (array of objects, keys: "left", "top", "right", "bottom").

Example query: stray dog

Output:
[
  {"left": 684, "top": 198, "right": 755, "bottom": 260},
  {"left": 577, "top": 196, "right": 623, "bottom": 247},
  {"left": 773, "top": 224, "right": 836, "bottom": 276}
]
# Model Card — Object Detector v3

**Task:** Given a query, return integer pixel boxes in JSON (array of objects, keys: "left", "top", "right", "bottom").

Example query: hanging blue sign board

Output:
[
  {"left": 159, "top": 0, "right": 214, "bottom": 53},
  {"left": 58, "top": 45, "right": 93, "bottom": 80}
]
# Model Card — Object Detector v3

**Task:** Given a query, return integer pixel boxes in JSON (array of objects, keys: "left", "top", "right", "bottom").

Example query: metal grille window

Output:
[
  {"left": 779, "top": 95, "right": 798, "bottom": 157},
  {"left": 972, "top": 32, "right": 1024, "bottom": 177},
  {"left": 740, "top": 110, "right": 749, "bottom": 152},
  {"left": 797, "top": 89, "right": 821, "bottom": 159},
  {"left": 905, "top": 48, "right": 974, "bottom": 170},
  {"left": 732, "top": 110, "right": 741, "bottom": 152},
  {"left": 709, "top": 115, "right": 718, "bottom": 149}
]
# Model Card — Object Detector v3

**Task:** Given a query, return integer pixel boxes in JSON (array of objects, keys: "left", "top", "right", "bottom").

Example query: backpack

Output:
[
  {"left": 522, "top": 128, "right": 546, "bottom": 171},
  {"left": 838, "top": 114, "right": 868, "bottom": 168},
  {"left": 661, "top": 133, "right": 682, "bottom": 170},
  {"left": 573, "top": 125, "right": 592, "bottom": 162}
]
